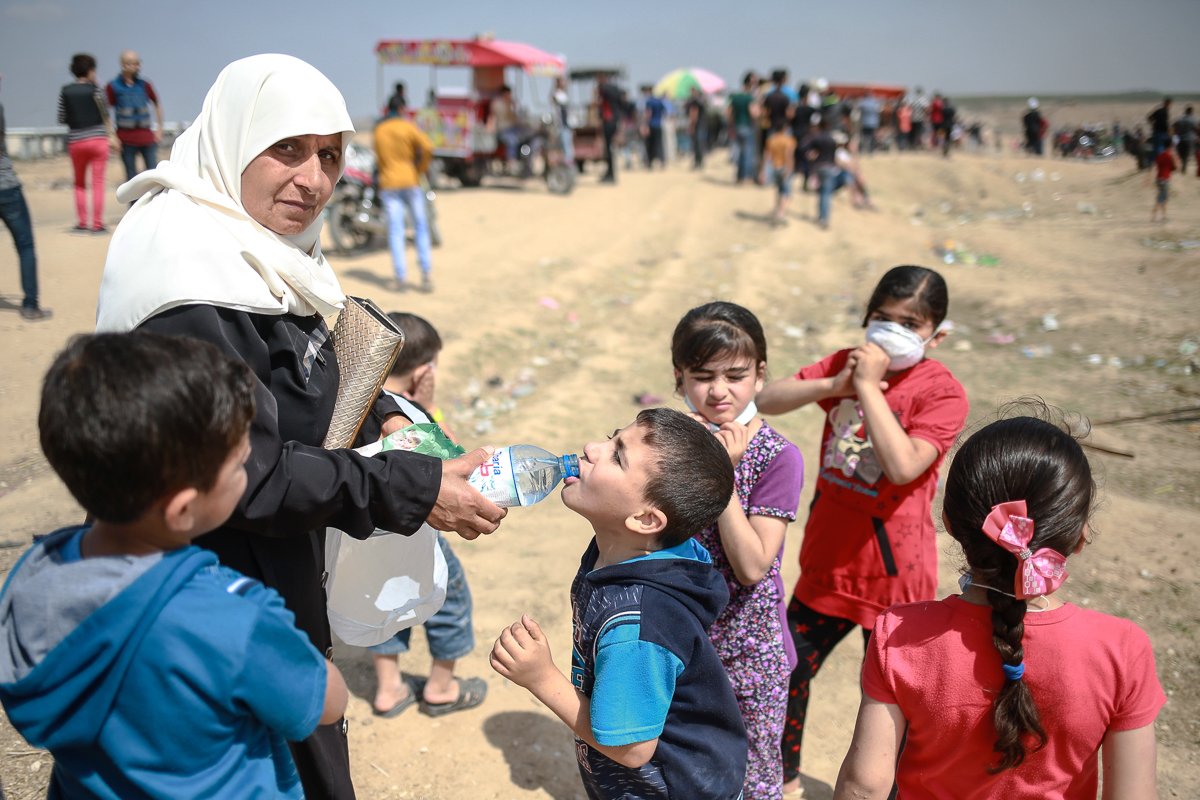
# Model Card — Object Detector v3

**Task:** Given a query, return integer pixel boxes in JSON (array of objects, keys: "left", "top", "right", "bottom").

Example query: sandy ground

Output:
[{"left": 1, "top": 128, "right": 1197, "bottom": 799}]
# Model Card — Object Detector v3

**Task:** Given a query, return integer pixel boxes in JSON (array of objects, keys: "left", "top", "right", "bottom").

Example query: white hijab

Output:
[{"left": 96, "top": 54, "right": 353, "bottom": 332}]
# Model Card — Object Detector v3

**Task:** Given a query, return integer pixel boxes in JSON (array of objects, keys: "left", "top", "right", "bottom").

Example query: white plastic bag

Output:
[{"left": 324, "top": 523, "right": 448, "bottom": 647}]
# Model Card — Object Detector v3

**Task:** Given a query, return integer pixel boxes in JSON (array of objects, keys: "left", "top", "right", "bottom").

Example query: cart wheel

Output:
[
  {"left": 545, "top": 163, "right": 576, "bottom": 195},
  {"left": 459, "top": 160, "right": 485, "bottom": 188},
  {"left": 327, "top": 193, "right": 373, "bottom": 253},
  {"left": 427, "top": 159, "right": 445, "bottom": 190}
]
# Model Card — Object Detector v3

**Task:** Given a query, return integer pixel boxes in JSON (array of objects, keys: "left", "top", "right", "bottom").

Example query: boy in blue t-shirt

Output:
[
  {"left": 491, "top": 408, "right": 748, "bottom": 799},
  {"left": 0, "top": 332, "right": 348, "bottom": 799}
]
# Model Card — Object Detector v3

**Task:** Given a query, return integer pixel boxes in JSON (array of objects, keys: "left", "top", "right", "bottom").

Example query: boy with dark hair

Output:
[
  {"left": 0, "top": 331, "right": 347, "bottom": 799},
  {"left": 491, "top": 408, "right": 748, "bottom": 799}
]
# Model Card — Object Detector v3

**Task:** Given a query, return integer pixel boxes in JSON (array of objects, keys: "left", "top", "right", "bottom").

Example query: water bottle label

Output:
[{"left": 468, "top": 447, "right": 520, "bottom": 507}]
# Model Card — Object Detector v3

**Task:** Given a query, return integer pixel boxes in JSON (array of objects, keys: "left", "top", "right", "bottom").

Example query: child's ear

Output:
[
  {"left": 926, "top": 325, "right": 951, "bottom": 350},
  {"left": 162, "top": 487, "right": 200, "bottom": 534},
  {"left": 755, "top": 361, "right": 767, "bottom": 392},
  {"left": 1074, "top": 523, "right": 1090, "bottom": 554},
  {"left": 625, "top": 506, "right": 668, "bottom": 537}
]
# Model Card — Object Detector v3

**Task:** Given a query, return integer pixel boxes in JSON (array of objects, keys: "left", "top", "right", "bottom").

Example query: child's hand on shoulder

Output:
[
  {"left": 715, "top": 421, "right": 751, "bottom": 466},
  {"left": 490, "top": 614, "right": 557, "bottom": 691},
  {"left": 851, "top": 343, "right": 891, "bottom": 390}
]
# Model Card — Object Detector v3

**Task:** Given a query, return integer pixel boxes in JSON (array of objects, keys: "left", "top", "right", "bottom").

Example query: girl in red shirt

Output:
[
  {"left": 758, "top": 265, "right": 968, "bottom": 795},
  {"left": 833, "top": 412, "right": 1164, "bottom": 799}
]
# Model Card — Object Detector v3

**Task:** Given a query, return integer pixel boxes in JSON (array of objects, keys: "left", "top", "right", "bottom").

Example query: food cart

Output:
[
  {"left": 564, "top": 67, "right": 627, "bottom": 171},
  {"left": 375, "top": 36, "right": 571, "bottom": 190}
]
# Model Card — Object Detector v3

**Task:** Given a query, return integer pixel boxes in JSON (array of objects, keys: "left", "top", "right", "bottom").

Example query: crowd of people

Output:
[{"left": 0, "top": 54, "right": 1177, "bottom": 800}]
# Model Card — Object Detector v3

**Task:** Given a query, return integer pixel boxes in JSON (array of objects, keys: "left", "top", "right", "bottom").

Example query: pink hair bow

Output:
[{"left": 981, "top": 500, "right": 1068, "bottom": 599}]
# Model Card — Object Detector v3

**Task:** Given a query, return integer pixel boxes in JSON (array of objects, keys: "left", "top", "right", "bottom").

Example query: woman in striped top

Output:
[{"left": 58, "top": 53, "right": 114, "bottom": 232}]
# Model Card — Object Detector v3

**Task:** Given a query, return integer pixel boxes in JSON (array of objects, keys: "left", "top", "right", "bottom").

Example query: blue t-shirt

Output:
[
  {"left": 43, "top": 534, "right": 326, "bottom": 799},
  {"left": 586, "top": 545, "right": 694, "bottom": 745},
  {"left": 645, "top": 97, "right": 667, "bottom": 129}
]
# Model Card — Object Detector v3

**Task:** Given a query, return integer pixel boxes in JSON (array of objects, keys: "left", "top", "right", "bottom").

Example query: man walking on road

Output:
[
  {"left": 375, "top": 95, "right": 434, "bottom": 292},
  {"left": 106, "top": 50, "right": 164, "bottom": 182},
  {"left": 0, "top": 75, "right": 50, "bottom": 321}
]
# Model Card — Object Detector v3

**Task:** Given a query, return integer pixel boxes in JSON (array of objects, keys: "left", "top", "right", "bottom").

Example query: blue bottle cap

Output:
[{"left": 561, "top": 453, "right": 580, "bottom": 478}]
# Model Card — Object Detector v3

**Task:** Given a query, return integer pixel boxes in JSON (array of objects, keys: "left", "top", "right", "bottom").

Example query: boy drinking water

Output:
[
  {"left": 491, "top": 408, "right": 748, "bottom": 799},
  {"left": 0, "top": 332, "right": 348, "bottom": 799}
]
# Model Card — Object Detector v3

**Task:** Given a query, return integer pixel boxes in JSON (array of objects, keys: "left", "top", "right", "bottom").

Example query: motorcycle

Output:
[
  {"left": 446, "top": 113, "right": 575, "bottom": 195},
  {"left": 326, "top": 141, "right": 442, "bottom": 254}
]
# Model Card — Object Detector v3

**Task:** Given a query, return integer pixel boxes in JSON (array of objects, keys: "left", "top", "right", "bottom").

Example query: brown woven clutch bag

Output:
[{"left": 321, "top": 296, "right": 406, "bottom": 450}]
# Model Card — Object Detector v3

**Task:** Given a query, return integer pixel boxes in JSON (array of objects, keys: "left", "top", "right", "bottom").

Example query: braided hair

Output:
[{"left": 943, "top": 411, "right": 1094, "bottom": 771}]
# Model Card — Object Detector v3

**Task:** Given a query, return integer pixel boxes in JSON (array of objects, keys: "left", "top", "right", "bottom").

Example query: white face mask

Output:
[
  {"left": 865, "top": 320, "right": 937, "bottom": 371},
  {"left": 684, "top": 394, "right": 758, "bottom": 432}
]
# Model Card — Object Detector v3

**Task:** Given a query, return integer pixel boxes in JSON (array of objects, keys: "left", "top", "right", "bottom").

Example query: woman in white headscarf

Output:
[{"left": 96, "top": 55, "right": 504, "bottom": 800}]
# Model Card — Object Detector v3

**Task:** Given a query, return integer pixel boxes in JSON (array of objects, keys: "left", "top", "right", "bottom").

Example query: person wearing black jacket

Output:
[{"left": 96, "top": 55, "right": 505, "bottom": 800}]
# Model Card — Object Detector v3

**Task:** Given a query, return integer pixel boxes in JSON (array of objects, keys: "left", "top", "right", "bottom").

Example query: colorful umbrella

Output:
[{"left": 653, "top": 67, "right": 726, "bottom": 100}]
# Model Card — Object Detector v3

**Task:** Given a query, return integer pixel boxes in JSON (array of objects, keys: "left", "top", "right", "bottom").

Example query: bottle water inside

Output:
[{"left": 469, "top": 445, "right": 580, "bottom": 507}]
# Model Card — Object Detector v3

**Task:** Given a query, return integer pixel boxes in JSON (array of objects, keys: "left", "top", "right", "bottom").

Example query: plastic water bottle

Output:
[{"left": 468, "top": 445, "right": 580, "bottom": 507}]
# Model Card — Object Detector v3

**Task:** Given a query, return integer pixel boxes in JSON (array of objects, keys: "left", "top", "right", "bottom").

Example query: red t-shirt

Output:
[
  {"left": 863, "top": 596, "right": 1166, "bottom": 799},
  {"left": 793, "top": 351, "right": 968, "bottom": 628},
  {"left": 1155, "top": 150, "right": 1176, "bottom": 182}
]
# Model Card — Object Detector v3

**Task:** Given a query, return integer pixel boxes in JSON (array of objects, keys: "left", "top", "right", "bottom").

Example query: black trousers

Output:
[
  {"left": 601, "top": 121, "right": 618, "bottom": 179},
  {"left": 781, "top": 597, "right": 871, "bottom": 783}
]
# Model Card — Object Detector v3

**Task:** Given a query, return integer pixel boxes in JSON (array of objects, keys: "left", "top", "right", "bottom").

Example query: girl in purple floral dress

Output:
[{"left": 671, "top": 302, "right": 804, "bottom": 800}]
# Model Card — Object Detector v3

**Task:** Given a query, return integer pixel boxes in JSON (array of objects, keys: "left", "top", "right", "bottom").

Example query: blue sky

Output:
[{"left": 2, "top": 0, "right": 1198, "bottom": 127}]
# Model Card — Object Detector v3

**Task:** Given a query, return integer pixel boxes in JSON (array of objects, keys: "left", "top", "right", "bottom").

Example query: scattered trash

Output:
[
  {"left": 538, "top": 296, "right": 560, "bottom": 310},
  {"left": 931, "top": 240, "right": 1000, "bottom": 267},
  {"left": 1180, "top": 339, "right": 1199, "bottom": 356},
  {"left": 633, "top": 392, "right": 663, "bottom": 407},
  {"left": 953, "top": 340, "right": 973, "bottom": 352},
  {"left": 1142, "top": 237, "right": 1200, "bottom": 252},
  {"left": 1108, "top": 356, "right": 1124, "bottom": 368},
  {"left": 1076, "top": 202, "right": 1097, "bottom": 215},
  {"left": 1050, "top": 172, "right": 1062, "bottom": 182},
  {"left": 1086, "top": 354, "right": 1104, "bottom": 366},
  {"left": 1041, "top": 314, "right": 1059, "bottom": 332},
  {"left": 783, "top": 325, "right": 806, "bottom": 339},
  {"left": 1021, "top": 345, "right": 1053, "bottom": 358},
  {"left": 985, "top": 333, "right": 1016, "bottom": 345},
  {"left": 1030, "top": 168, "right": 1045, "bottom": 182},
  {"left": 1014, "top": 172, "right": 1026, "bottom": 183}
]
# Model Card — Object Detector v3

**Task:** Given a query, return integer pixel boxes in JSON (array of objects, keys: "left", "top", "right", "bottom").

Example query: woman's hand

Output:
[
  {"left": 428, "top": 447, "right": 507, "bottom": 539},
  {"left": 490, "top": 615, "right": 557, "bottom": 691}
]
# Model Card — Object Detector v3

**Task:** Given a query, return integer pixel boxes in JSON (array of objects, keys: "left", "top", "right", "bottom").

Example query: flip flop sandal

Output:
[
  {"left": 418, "top": 676, "right": 488, "bottom": 717},
  {"left": 372, "top": 687, "right": 418, "bottom": 718}
]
